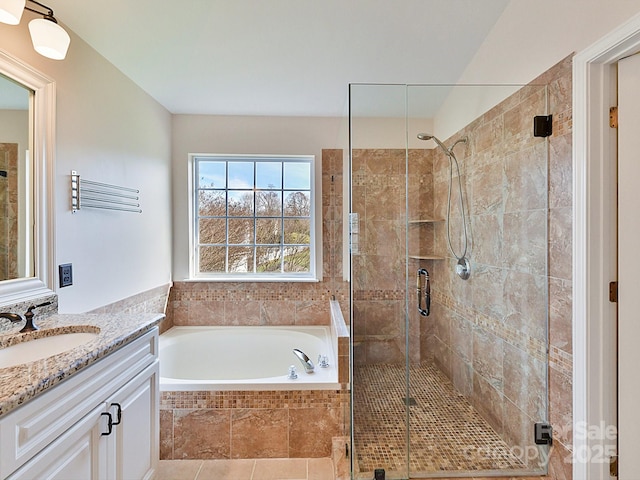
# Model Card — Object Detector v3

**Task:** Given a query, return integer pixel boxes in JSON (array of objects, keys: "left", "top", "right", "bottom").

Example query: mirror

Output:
[
  {"left": 0, "top": 50, "right": 55, "bottom": 305},
  {"left": 0, "top": 72, "right": 32, "bottom": 281}
]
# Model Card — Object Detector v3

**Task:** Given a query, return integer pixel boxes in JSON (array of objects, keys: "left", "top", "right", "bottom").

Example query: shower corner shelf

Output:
[{"left": 408, "top": 254, "right": 445, "bottom": 261}]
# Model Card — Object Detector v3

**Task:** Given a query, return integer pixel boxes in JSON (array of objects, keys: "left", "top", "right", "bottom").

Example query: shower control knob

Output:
[{"left": 287, "top": 365, "right": 298, "bottom": 380}]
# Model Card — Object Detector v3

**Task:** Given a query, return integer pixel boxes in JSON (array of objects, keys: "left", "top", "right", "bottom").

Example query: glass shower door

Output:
[
  {"left": 350, "top": 82, "right": 551, "bottom": 479},
  {"left": 350, "top": 84, "right": 411, "bottom": 480}
]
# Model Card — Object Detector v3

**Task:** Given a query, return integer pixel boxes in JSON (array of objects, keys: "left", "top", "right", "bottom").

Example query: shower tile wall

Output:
[
  {"left": 0, "top": 143, "right": 18, "bottom": 281},
  {"left": 424, "top": 56, "right": 573, "bottom": 473},
  {"left": 352, "top": 148, "right": 433, "bottom": 365},
  {"left": 167, "top": 149, "right": 348, "bottom": 329}
]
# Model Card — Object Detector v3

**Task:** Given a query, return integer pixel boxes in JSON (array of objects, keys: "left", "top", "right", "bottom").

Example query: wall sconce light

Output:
[{"left": 0, "top": 0, "right": 70, "bottom": 60}]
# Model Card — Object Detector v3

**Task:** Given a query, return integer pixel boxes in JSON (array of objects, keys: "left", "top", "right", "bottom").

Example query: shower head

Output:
[
  {"left": 417, "top": 132, "right": 451, "bottom": 156},
  {"left": 417, "top": 133, "right": 468, "bottom": 157}
]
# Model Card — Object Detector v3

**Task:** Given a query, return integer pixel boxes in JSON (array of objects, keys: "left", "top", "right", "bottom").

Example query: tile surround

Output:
[
  {"left": 160, "top": 390, "right": 348, "bottom": 460},
  {"left": 161, "top": 150, "right": 349, "bottom": 462},
  {"left": 351, "top": 55, "right": 575, "bottom": 476}
]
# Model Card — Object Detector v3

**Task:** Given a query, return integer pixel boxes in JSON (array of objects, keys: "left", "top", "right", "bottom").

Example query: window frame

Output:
[{"left": 188, "top": 153, "right": 317, "bottom": 282}]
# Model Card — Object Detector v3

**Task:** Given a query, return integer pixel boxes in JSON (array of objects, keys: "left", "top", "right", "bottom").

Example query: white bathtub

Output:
[{"left": 159, "top": 326, "right": 339, "bottom": 391}]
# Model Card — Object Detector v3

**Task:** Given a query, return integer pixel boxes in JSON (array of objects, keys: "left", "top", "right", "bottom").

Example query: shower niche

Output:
[{"left": 349, "top": 83, "right": 550, "bottom": 479}]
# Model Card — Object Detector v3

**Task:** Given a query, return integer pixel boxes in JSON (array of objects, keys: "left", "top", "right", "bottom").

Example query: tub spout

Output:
[{"left": 293, "top": 348, "right": 315, "bottom": 374}]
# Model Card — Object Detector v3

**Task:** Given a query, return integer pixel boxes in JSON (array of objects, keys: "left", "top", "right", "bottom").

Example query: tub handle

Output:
[{"left": 417, "top": 268, "right": 431, "bottom": 317}]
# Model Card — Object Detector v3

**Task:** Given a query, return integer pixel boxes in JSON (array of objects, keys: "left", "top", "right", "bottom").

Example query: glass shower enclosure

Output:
[{"left": 349, "top": 83, "right": 550, "bottom": 478}]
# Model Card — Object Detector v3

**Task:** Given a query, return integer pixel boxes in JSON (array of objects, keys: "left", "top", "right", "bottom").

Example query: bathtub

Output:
[{"left": 159, "top": 325, "right": 339, "bottom": 391}]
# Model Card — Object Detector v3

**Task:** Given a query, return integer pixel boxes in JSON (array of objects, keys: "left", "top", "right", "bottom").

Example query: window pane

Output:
[
  {"left": 199, "top": 246, "right": 226, "bottom": 272},
  {"left": 228, "top": 246, "right": 254, "bottom": 272},
  {"left": 257, "top": 246, "right": 282, "bottom": 272},
  {"left": 193, "top": 156, "right": 314, "bottom": 278},
  {"left": 284, "top": 191, "right": 310, "bottom": 216},
  {"left": 284, "top": 218, "right": 310, "bottom": 244},
  {"left": 199, "top": 218, "right": 226, "bottom": 244},
  {"left": 256, "top": 218, "right": 282, "bottom": 244},
  {"left": 284, "top": 162, "right": 310, "bottom": 189},
  {"left": 228, "top": 162, "right": 254, "bottom": 189},
  {"left": 198, "top": 161, "right": 226, "bottom": 189},
  {"left": 228, "top": 218, "right": 254, "bottom": 244},
  {"left": 228, "top": 191, "right": 253, "bottom": 216},
  {"left": 283, "top": 246, "right": 310, "bottom": 272},
  {"left": 256, "top": 191, "right": 282, "bottom": 217},
  {"left": 256, "top": 162, "right": 282, "bottom": 189},
  {"left": 198, "top": 190, "right": 226, "bottom": 216}
]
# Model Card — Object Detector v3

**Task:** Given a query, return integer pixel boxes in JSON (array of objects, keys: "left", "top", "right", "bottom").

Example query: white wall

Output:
[
  {"left": 0, "top": 20, "right": 173, "bottom": 313},
  {"left": 435, "top": 0, "right": 640, "bottom": 140},
  {"left": 171, "top": 114, "right": 348, "bottom": 280}
]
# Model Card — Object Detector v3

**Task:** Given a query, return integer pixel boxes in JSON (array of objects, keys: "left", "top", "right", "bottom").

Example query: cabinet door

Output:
[
  {"left": 8, "top": 404, "right": 108, "bottom": 480},
  {"left": 106, "top": 361, "right": 159, "bottom": 480}
]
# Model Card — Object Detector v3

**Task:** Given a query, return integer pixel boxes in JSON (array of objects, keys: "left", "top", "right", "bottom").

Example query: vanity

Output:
[
  {"left": 0, "top": 26, "right": 163, "bottom": 480},
  {"left": 0, "top": 312, "right": 162, "bottom": 480}
]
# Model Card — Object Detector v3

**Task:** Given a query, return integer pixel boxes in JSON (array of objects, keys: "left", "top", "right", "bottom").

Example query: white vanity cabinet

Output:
[{"left": 0, "top": 328, "right": 159, "bottom": 480}]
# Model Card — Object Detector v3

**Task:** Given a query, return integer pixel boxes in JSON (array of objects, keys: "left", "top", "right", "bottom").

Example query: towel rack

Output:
[{"left": 71, "top": 170, "right": 142, "bottom": 213}]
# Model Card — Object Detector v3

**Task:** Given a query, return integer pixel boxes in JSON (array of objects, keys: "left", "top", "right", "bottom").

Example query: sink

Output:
[{"left": 0, "top": 331, "right": 99, "bottom": 369}]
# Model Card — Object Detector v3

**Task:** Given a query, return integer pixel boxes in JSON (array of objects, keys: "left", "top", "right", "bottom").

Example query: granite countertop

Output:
[{"left": 0, "top": 312, "right": 164, "bottom": 418}]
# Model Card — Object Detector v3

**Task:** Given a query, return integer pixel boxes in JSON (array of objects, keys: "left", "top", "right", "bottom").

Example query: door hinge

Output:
[
  {"left": 533, "top": 115, "right": 553, "bottom": 137},
  {"left": 610, "top": 455, "right": 618, "bottom": 477},
  {"left": 609, "top": 281, "right": 618, "bottom": 303},
  {"left": 610, "top": 106, "right": 618, "bottom": 128}
]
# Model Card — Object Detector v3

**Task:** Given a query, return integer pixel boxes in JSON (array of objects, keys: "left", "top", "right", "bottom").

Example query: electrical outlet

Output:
[{"left": 59, "top": 263, "right": 73, "bottom": 287}]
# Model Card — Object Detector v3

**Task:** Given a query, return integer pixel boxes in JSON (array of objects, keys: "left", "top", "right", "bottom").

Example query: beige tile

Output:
[
  {"left": 156, "top": 459, "right": 203, "bottom": 480},
  {"left": 252, "top": 458, "right": 308, "bottom": 479},
  {"left": 160, "top": 409, "right": 174, "bottom": 460},
  {"left": 289, "top": 407, "right": 341, "bottom": 458},
  {"left": 174, "top": 409, "right": 231, "bottom": 459},
  {"left": 308, "top": 458, "right": 335, "bottom": 480},
  {"left": 231, "top": 409, "right": 289, "bottom": 458},
  {"left": 196, "top": 459, "right": 255, "bottom": 480}
]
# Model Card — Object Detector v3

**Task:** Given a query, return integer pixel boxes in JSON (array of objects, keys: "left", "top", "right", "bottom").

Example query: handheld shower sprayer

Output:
[{"left": 417, "top": 133, "right": 471, "bottom": 280}]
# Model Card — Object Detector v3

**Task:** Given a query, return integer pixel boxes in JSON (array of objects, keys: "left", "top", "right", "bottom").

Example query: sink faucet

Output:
[
  {"left": 0, "top": 301, "right": 52, "bottom": 333},
  {"left": 293, "top": 348, "right": 315, "bottom": 374}
]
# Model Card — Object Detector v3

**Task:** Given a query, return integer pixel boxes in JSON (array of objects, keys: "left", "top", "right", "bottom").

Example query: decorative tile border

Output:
[
  {"left": 161, "top": 389, "right": 347, "bottom": 410},
  {"left": 433, "top": 290, "right": 573, "bottom": 377}
]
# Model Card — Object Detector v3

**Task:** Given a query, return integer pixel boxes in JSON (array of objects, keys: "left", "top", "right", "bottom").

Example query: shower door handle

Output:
[{"left": 416, "top": 268, "right": 431, "bottom": 316}]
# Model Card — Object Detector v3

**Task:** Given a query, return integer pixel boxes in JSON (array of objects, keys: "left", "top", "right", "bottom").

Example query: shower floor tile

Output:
[{"left": 353, "top": 363, "right": 526, "bottom": 477}]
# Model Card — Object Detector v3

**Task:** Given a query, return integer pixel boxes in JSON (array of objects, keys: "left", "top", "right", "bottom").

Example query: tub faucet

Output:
[{"left": 293, "top": 348, "right": 315, "bottom": 374}]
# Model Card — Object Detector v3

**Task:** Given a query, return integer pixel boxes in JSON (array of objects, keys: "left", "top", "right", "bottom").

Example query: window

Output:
[{"left": 191, "top": 154, "right": 316, "bottom": 280}]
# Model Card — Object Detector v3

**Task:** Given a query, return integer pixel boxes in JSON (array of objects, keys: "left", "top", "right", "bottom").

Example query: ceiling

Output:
[{"left": 46, "top": 0, "right": 510, "bottom": 117}]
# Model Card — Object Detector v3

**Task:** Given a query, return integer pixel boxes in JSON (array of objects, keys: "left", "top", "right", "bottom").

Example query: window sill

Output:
[{"left": 184, "top": 275, "right": 320, "bottom": 283}]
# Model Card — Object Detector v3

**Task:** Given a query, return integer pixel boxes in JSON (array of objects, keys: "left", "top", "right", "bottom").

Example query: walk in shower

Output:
[{"left": 349, "top": 83, "right": 551, "bottom": 478}]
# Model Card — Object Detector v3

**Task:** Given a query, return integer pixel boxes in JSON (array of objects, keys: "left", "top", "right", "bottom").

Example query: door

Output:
[
  {"left": 616, "top": 52, "right": 640, "bottom": 478},
  {"left": 105, "top": 362, "right": 159, "bottom": 480},
  {"left": 8, "top": 404, "right": 107, "bottom": 480}
]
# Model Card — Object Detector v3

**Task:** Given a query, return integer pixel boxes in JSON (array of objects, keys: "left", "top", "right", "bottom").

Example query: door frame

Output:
[{"left": 573, "top": 11, "right": 640, "bottom": 480}]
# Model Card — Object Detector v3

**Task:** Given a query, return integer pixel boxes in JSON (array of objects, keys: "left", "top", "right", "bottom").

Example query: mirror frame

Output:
[{"left": 0, "top": 49, "right": 55, "bottom": 306}]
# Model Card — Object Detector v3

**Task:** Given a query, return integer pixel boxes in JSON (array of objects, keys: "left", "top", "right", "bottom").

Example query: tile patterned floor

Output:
[
  {"left": 157, "top": 458, "right": 335, "bottom": 480},
  {"left": 353, "top": 363, "right": 526, "bottom": 478}
]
